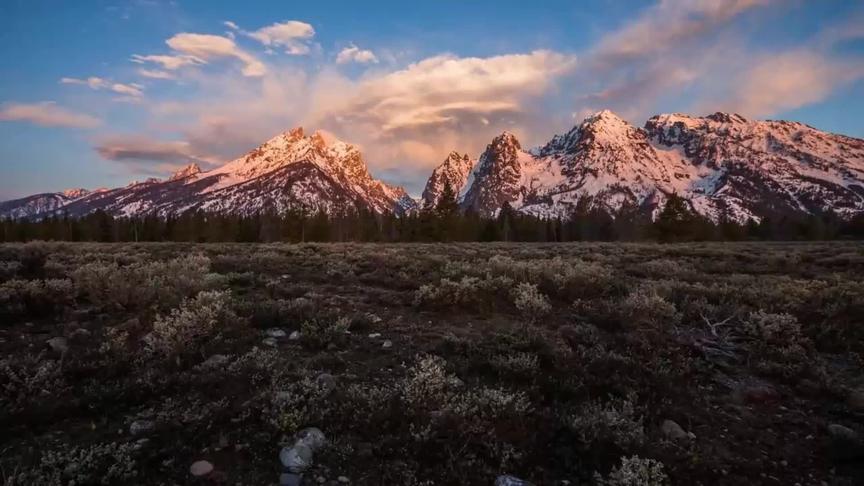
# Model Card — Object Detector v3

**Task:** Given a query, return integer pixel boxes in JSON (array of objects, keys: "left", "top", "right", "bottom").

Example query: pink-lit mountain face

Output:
[
  {"left": 456, "top": 111, "right": 864, "bottom": 221},
  {"left": 0, "top": 128, "right": 415, "bottom": 219},
  {"left": 2, "top": 111, "right": 864, "bottom": 222}
]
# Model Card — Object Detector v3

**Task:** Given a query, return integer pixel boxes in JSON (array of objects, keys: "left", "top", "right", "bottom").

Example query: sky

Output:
[{"left": 1, "top": 0, "right": 864, "bottom": 200}]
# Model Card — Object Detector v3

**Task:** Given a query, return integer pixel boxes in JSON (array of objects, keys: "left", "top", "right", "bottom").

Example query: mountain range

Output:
[{"left": 3, "top": 111, "right": 864, "bottom": 222}]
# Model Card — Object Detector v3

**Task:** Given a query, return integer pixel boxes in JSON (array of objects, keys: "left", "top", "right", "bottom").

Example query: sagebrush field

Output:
[{"left": 1, "top": 242, "right": 863, "bottom": 485}]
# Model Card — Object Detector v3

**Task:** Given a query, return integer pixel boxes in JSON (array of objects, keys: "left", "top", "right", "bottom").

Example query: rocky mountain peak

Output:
[
  {"left": 421, "top": 151, "right": 476, "bottom": 207},
  {"left": 168, "top": 163, "right": 202, "bottom": 181},
  {"left": 490, "top": 131, "right": 522, "bottom": 151},
  {"left": 61, "top": 188, "right": 90, "bottom": 199}
]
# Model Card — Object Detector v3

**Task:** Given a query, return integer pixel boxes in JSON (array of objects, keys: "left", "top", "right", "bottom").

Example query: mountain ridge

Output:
[{"left": 3, "top": 111, "right": 864, "bottom": 222}]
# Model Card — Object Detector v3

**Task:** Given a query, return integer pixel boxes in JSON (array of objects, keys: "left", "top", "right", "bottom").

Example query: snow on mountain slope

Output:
[
  {"left": 1, "top": 128, "right": 414, "bottom": 219},
  {"left": 421, "top": 151, "right": 475, "bottom": 207},
  {"left": 0, "top": 189, "right": 91, "bottom": 220},
  {"left": 458, "top": 110, "right": 864, "bottom": 221}
]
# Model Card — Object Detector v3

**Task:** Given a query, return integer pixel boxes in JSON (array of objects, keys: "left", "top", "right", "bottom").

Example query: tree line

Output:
[{"left": 2, "top": 187, "right": 863, "bottom": 243}]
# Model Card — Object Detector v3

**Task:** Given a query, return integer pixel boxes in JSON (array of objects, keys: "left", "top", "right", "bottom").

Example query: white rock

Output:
[
  {"left": 46, "top": 337, "right": 68, "bottom": 354},
  {"left": 381, "top": 340, "right": 393, "bottom": 349},
  {"left": 295, "top": 427, "right": 327, "bottom": 452},
  {"left": 262, "top": 337, "right": 278, "bottom": 347},
  {"left": 129, "top": 419, "right": 154, "bottom": 436},
  {"left": 661, "top": 419, "right": 690, "bottom": 440},
  {"left": 280, "top": 443, "right": 314, "bottom": 473},
  {"left": 288, "top": 331, "right": 301, "bottom": 341},
  {"left": 189, "top": 460, "right": 213, "bottom": 476},
  {"left": 368, "top": 333, "right": 381, "bottom": 339},
  {"left": 266, "top": 328, "right": 287, "bottom": 338},
  {"left": 495, "top": 475, "right": 532, "bottom": 486}
]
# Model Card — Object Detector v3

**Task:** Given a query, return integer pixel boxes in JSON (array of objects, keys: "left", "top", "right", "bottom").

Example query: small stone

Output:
[
  {"left": 262, "top": 337, "right": 278, "bottom": 347},
  {"left": 46, "top": 337, "right": 68, "bottom": 354},
  {"left": 495, "top": 475, "right": 533, "bottom": 486},
  {"left": 381, "top": 340, "right": 393, "bottom": 349},
  {"left": 337, "top": 476, "right": 349, "bottom": 483},
  {"left": 288, "top": 331, "right": 301, "bottom": 341},
  {"left": 266, "top": 328, "right": 287, "bottom": 338},
  {"left": 368, "top": 333, "right": 381, "bottom": 339},
  {"left": 129, "top": 419, "right": 155, "bottom": 436},
  {"left": 295, "top": 427, "right": 327, "bottom": 452},
  {"left": 190, "top": 460, "right": 214, "bottom": 477},
  {"left": 828, "top": 424, "right": 860, "bottom": 443},
  {"left": 661, "top": 419, "right": 690, "bottom": 440},
  {"left": 280, "top": 472, "right": 303, "bottom": 486},
  {"left": 280, "top": 443, "right": 314, "bottom": 473}
]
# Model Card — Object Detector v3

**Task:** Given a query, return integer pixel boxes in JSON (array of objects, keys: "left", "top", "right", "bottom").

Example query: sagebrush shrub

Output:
[
  {"left": 71, "top": 254, "right": 214, "bottom": 310},
  {"left": 618, "top": 288, "right": 680, "bottom": 329},
  {"left": 512, "top": 282, "right": 552, "bottom": 318},
  {"left": 0, "top": 278, "right": 73, "bottom": 317},
  {"left": 569, "top": 393, "right": 644, "bottom": 447},
  {"left": 266, "top": 376, "right": 332, "bottom": 432},
  {"left": 15, "top": 442, "right": 138, "bottom": 485},
  {"left": 596, "top": 455, "right": 668, "bottom": 486},
  {"left": 413, "top": 275, "right": 512, "bottom": 310},
  {"left": 0, "top": 353, "right": 68, "bottom": 411},
  {"left": 300, "top": 316, "right": 350, "bottom": 348},
  {"left": 145, "top": 290, "right": 234, "bottom": 357}
]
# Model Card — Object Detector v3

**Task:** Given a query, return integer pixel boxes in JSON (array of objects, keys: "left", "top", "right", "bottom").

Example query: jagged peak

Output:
[
  {"left": 489, "top": 131, "right": 522, "bottom": 150},
  {"left": 580, "top": 109, "right": 632, "bottom": 129},
  {"left": 61, "top": 188, "right": 89, "bottom": 199},
  {"left": 706, "top": 112, "right": 748, "bottom": 124},
  {"left": 169, "top": 163, "right": 202, "bottom": 181}
]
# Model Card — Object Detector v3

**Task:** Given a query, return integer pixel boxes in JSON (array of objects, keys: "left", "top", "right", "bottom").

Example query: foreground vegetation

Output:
[{"left": 1, "top": 241, "right": 863, "bottom": 485}]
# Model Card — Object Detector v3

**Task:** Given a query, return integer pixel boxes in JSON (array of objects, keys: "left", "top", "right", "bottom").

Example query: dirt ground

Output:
[{"left": 1, "top": 241, "right": 863, "bottom": 485}]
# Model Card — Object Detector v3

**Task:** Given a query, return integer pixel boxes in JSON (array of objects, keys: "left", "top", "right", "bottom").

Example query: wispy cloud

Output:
[
  {"left": 166, "top": 33, "right": 266, "bottom": 77},
  {"left": 61, "top": 76, "right": 144, "bottom": 99},
  {"left": 131, "top": 53, "right": 204, "bottom": 70},
  {"left": 235, "top": 20, "right": 316, "bottom": 55},
  {"left": 94, "top": 135, "right": 219, "bottom": 175},
  {"left": 0, "top": 101, "right": 101, "bottom": 129},
  {"left": 137, "top": 68, "right": 176, "bottom": 80}
]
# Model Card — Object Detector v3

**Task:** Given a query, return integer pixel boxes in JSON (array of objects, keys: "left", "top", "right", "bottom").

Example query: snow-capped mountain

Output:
[
  {"left": 421, "top": 151, "right": 475, "bottom": 208},
  {"left": 0, "top": 128, "right": 415, "bottom": 219},
  {"left": 457, "top": 110, "right": 864, "bottom": 221},
  {"left": 0, "top": 188, "right": 92, "bottom": 220},
  {"left": 4, "top": 112, "right": 864, "bottom": 222}
]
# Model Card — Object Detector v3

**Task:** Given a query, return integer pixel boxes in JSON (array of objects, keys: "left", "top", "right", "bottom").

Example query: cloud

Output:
[
  {"left": 131, "top": 53, "right": 205, "bottom": 70},
  {"left": 245, "top": 20, "right": 315, "bottom": 55},
  {"left": 61, "top": 76, "right": 144, "bottom": 98},
  {"left": 336, "top": 44, "right": 378, "bottom": 64},
  {"left": 0, "top": 101, "right": 101, "bottom": 129},
  {"left": 566, "top": 0, "right": 864, "bottom": 120},
  {"left": 591, "top": 0, "right": 773, "bottom": 66},
  {"left": 314, "top": 50, "right": 576, "bottom": 135},
  {"left": 94, "top": 135, "right": 219, "bottom": 175},
  {"left": 166, "top": 33, "right": 266, "bottom": 76},
  {"left": 700, "top": 50, "right": 864, "bottom": 117},
  {"left": 137, "top": 68, "right": 176, "bottom": 80}
]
